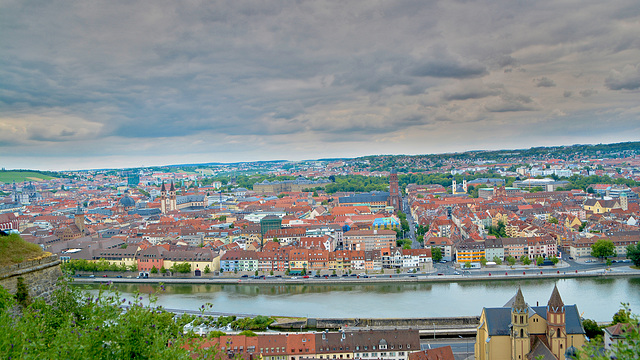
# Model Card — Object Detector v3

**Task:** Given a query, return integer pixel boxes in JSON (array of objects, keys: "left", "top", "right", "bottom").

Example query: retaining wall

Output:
[{"left": 0, "top": 255, "right": 62, "bottom": 304}]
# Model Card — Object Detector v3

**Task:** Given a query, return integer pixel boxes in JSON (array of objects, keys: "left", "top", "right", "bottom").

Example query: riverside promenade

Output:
[{"left": 73, "top": 263, "right": 640, "bottom": 286}]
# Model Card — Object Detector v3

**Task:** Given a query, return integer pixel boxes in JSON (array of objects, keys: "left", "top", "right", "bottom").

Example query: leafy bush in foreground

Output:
[{"left": 0, "top": 279, "right": 218, "bottom": 359}]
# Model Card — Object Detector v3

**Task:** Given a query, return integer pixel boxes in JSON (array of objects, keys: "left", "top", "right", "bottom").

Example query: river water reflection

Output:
[{"left": 83, "top": 276, "right": 640, "bottom": 321}]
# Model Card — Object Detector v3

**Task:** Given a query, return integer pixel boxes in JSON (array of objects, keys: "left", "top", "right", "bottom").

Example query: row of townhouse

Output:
[
  {"left": 65, "top": 244, "right": 221, "bottom": 275},
  {"left": 566, "top": 235, "right": 639, "bottom": 259},
  {"left": 220, "top": 247, "right": 432, "bottom": 274},
  {"left": 380, "top": 248, "right": 433, "bottom": 269},
  {"left": 455, "top": 236, "right": 559, "bottom": 264},
  {"left": 136, "top": 246, "right": 220, "bottom": 275},
  {"left": 197, "top": 329, "right": 421, "bottom": 360}
]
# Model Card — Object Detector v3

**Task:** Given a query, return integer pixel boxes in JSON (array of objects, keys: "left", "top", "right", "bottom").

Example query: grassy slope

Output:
[
  {"left": 0, "top": 233, "right": 45, "bottom": 267},
  {"left": 0, "top": 171, "right": 55, "bottom": 183}
]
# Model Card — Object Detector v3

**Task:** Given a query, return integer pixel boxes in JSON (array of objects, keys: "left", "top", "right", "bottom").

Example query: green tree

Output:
[
  {"left": 550, "top": 256, "right": 559, "bottom": 265},
  {"left": 204, "top": 265, "right": 211, "bottom": 274},
  {"left": 536, "top": 256, "right": 544, "bottom": 266},
  {"left": 431, "top": 247, "right": 442, "bottom": 263},
  {"left": 548, "top": 216, "right": 558, "bottom": 224},
  {"left": 582, "top": 318, "right": 604, "bottom": 339},
  {"left": 506, "top": 256, "right": 516, "bottom": 266},
  {"left": 170, "top": 262, "right": 191, "bottom": 274},
  {"left": 464, "top": 261, "right": 472, "bottom": 269},
  {"left": 150, "top": 266, "right": 158, "bottom": 274},
  {"left": 160, "top": 266, "right": 167, "bottom": 274},
  {"left": 580, "top": 305, "right": 639, "bottom": 359},
  {"left": 488, "top": 221, "right": 507, "bottom": 238},
  {"left": 492, "top": 256, "right": 502, "bottom": 265},
  {"left": 591, "top": 239, "right": 616, "bottom": 259},
  {"left": 480, "top": 257, "right": 487, "bottom": 267},
  {"left": 627, "top": 243, "right": 640, "bottom": 267},
  {"left": 0, "top": 280, "right": 219, "bottom": 359},
  {"left": 612, "top": 304, "right": 631, "bottom": 325},
  {"left": 521, "top": 256, "right": 531, "bottom": 266}
]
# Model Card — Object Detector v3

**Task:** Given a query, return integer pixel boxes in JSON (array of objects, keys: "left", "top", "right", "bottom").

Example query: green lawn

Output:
[
  {"left": 0, "top": 233, "right": 45, "bottom": 267},
  {"left": 0, "top": 171, "right": 55, "bottom": 183}
]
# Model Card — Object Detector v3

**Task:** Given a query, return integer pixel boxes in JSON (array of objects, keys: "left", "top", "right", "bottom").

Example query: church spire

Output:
[
  {"left": 161, "top": 181, "right": 166, "bottom": 192},
  {"left": 513, "top": 287, "right": 527, "bottom": 312},
  {"left": 548, "top": 284, "right": 564, "bottom": 312}
]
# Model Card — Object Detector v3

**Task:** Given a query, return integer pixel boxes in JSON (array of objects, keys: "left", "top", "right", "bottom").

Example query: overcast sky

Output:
[{"left": 1, "top": 1, "right": 639, "bottom": 171}]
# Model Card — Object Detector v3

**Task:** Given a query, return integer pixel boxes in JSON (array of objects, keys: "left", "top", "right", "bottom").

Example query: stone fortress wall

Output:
[{"left": 0, "top": 254, "right": 62, "bottom": 304}]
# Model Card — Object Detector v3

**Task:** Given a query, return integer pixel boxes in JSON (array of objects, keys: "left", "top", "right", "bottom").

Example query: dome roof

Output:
[{"left": 119, "top": 196, "right": 135, "bottom": 208}]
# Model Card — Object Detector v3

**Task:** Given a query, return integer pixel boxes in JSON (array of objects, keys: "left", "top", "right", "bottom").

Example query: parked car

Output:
[
  {"left": 437, "top": 273, "right": 444, "bottom": 276},
  {"left": 102, "top": 275, "right": 108, "bottom": 278},
  {"left": 290, "top": 276, "right": 298, "bottom": 280},
  {"left": 303, "top": 275, "right": 310, "bottom": 279},
  {"left": 89, "top": 275, "right": 95, "bottom": 278},
  {"left": 241, "top": 274, "right": 249, "bottom": 278},
  {"left": 116, "top": 275, "right": 123, "bottom": 278}
]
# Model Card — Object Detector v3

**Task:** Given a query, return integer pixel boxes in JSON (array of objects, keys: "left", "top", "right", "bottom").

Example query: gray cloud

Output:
[
  {"left": 579, "top": 89, "right": 598, "bottom": 97},
  {"left": 485, "top": 94, "right": 537, "bottom": 112},
  {"left": 1, "top": 0, "right": 639, "bottom": 169},
  {"left": 442, "top": 83, "right": 502, "bottom": 101},
  {"left": 408, "top": 59, "right": 487, "bottom": 79},
  {"left": 535, "top": 77, "right": 556, "bottom": 87},
  {"left": 605, "top": 64, "right": 640, "bottom": 90}
]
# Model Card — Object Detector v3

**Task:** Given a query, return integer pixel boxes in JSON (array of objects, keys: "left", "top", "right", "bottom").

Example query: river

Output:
[{"left": 82, "top": 276, "right": 640, "bottom": 322}]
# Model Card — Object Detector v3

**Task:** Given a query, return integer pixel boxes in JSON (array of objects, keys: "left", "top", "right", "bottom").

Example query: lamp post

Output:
[
  {"left": 458, "top": 335, "right": 469, "bottom": 357},
  {"left": 433, "top": 323, "right": 436, "bottom": 339}
]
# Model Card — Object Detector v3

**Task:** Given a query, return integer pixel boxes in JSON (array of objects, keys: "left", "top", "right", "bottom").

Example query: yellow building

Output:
[
  {"left": 456, "top": 241, "right": 485, "bottom": 264},
  {"left": 476, "top": 286, "right": 586, "bottom": 360},
  {"left": 583, "top": 199, "right": 621, "bottom": 214}
]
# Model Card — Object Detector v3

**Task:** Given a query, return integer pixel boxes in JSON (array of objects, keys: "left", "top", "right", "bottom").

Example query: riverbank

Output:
[{"left": 73, "top": 266, "right": 640, "bottom": 286}]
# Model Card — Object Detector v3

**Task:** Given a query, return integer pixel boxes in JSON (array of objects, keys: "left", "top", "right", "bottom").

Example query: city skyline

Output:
[{"left": 2, "top": 1, "right": 639, "bottom": 171}]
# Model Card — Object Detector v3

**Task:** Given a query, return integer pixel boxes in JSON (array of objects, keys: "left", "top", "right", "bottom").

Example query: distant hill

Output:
[{"left": 0, "top": 170, "right": 56, "bottom": 184}]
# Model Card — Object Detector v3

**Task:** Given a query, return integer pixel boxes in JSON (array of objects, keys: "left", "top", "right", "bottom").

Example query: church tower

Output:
[
  {"left": 511, "top": 287, "right": 530, "bottom": 360},
  {"left": 620, "top": 192, "right": 628, "bottom": 211},
  {"left": 160, "top": 181, "right": 167, "bottom": 214},
  {"left": 388, "top": 168, "right": 401, "bottom": 212},
  {"left": 452, "top": 179, "right": 457, "bottom": 194},
  {"left": 547, "top": 284, "right": 567, "bottom": 358},
  {"left": 74, "top": 202, "right": 85, "bottom": 234},
  {"left": 463, "top": 178, "right": 468, "bottom": 193},
  {"left": 169, "top": 181, "right": 177, "bottom": 211}
]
